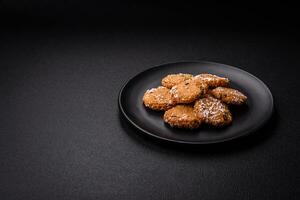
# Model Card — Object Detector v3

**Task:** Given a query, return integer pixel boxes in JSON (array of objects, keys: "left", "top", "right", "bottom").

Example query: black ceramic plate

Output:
[{"left": 119, "top": 61, "right": 273, "bottom": 144}]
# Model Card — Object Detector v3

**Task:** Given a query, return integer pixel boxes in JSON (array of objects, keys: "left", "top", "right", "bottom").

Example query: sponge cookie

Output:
[
  {"left": 143, "top": 86, "right": 175, "bottom": 111},
  {"left": 161, "top": 73, "right": 193, "bottom": 89},
  {"left": 194, "top": 95, "right": 232, "bottom": 126},
  {"left": 193, "top": 73, "right": 229, "bottom": 88},
  {"left": 164, "top": 105, "right": 201, "bottom": 129},
  {"left": 210, "top": 87, "right": 247, "bottom": 105},
  {"left": 170, "top": 79, "right": 208, "bottom": 104}
]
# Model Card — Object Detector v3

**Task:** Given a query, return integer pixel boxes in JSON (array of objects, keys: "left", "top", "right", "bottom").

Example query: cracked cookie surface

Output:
[{"left": 194, "top": 95, "right": 232, "bottom": 126}]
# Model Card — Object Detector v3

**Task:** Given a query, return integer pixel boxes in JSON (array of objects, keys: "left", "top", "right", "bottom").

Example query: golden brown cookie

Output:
[
  {"left": 143, "top": 86, "right": 175, "bottom": 111},
  {"left": 161, "top": 73, "right": 193, "bottom": 89},
  {"left": 210, "top": 87, "right": 247, "bottom": 105},
  {"left": 170, "top": 79, "right": 208, "bottom": 104},
  {"left": 194, "top": 95, "right": 232, "bottom": 126},
  {"left": 163, "top": 105, "right": 201, "bottom": 129},
  {"left": 193, "top": 73, "right": 229, "bottom": 88}
]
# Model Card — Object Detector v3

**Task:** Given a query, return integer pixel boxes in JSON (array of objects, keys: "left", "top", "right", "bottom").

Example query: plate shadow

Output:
[{"left": 119, "top": 107, "right": 278, "bottom": 156}]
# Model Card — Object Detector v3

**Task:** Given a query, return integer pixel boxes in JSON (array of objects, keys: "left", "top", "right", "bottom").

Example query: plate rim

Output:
[{"left": 118, "top": 60, "right": 274, "bottom": 144}]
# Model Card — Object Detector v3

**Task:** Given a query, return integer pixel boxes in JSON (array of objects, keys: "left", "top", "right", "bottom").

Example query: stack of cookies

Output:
[{"left": 143, "top": 73, "right": 247, "bottom": 129}]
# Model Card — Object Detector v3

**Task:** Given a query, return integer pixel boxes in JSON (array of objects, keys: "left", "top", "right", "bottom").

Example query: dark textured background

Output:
[{"left": 0, "top": 1, "right": 300, "bottom": 200}]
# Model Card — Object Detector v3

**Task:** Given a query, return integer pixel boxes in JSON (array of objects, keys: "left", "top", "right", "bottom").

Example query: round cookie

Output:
[
  {"left": 163, "top": 105, "right": 201, "bottom": 129},
  {"left": 161, "top": 73, "right": 193, "bottom": 89},
  {"left": 194, "top": 95, "right": 232, "bottom": 126},
  {"left": 193, "top": 73, "right": 229, "bottom": 88},
  {"left": 170, "top": 79, "right": 208, "bottom": 104},
  {"left": 210, "top": 87, "right": 247, "bottom": 105},
  {"left": 143, "top": 86, "right": 175, "bottom": 111}
]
